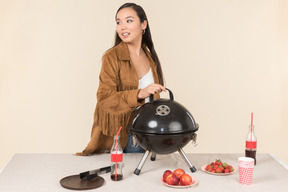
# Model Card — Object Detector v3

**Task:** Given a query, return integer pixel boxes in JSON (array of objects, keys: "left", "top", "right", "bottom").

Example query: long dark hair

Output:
[{"left": 114, "top": 3, "right": 164, "bottom": 86}]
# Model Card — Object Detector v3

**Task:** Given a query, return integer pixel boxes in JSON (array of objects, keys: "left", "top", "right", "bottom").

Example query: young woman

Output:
[{"left": 77, "top": 3, "right": 165, "bottom": 155}]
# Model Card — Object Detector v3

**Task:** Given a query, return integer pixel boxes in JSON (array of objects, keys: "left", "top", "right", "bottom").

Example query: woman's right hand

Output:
[{"left": 137, "top": 83, "right": 166, "bottom": 99}]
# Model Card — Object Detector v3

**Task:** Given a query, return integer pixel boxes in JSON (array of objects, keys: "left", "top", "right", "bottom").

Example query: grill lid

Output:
[{"left": 127, "top": 89, "right": 199, "bottom": 135}]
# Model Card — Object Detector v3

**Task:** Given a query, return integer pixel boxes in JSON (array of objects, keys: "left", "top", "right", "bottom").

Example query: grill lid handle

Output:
[{"left": 149, "top": 88, "right": 174, "bottom": 102}]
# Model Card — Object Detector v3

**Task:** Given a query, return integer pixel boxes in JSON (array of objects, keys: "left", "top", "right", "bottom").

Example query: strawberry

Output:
[
  {"left": 219, "top": 165, "right": 224, "bottom": 172},
  {"left": 215, "top": 159, "right": 222, "bottom": 165},
  {"left": 215, "top": 168, "right": 222, "bottom": 173},
  {"left": 205, "top": 165, "right": 211, "bottom": 171},
  {"left": 224, "top": 168, "right": 230, "bottom": 173},
  {"left": 223, "top": 163, "right": 228, "bottom": 168},
  {"left": 228, "top": 166, "right": 234, "bottom": 172},
  {"left": 214, "top": 165, "right": 218, "bottom": 170},
  {"left": 211, "top": 170, "right": 216, "bottom": 173}
]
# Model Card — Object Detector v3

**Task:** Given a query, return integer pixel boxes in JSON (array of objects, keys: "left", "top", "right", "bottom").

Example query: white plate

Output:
[
  {"left": 160, "top": 177, "right": 198, "bottom": 188},
  {"left": 201, "top": 165, "right": 237, "bottom": 176}
]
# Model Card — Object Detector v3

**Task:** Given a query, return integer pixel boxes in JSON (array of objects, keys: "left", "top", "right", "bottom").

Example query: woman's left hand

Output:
[{"left": 137, "top": 83, "right": 166, "bottom": 99}]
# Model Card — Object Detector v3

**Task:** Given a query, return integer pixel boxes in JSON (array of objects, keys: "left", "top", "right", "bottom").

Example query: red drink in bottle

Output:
[
  {"left": 110, "top": 135, "right": 123, "bottom": 181},
  {"left": 245, "top": 125, "right": 257, "bottom": 165}
]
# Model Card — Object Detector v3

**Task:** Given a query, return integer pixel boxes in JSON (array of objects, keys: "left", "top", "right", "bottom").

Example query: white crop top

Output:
[{"left": 138, "top": 68, "right": 154, "bottom": 103}]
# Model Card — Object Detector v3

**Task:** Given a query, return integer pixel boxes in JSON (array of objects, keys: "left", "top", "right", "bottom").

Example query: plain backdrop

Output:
[{"left": 1, "top": 0, "right": 288, "bottom": 169}]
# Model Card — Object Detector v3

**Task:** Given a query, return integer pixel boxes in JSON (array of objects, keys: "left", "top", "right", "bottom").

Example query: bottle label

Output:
[
  {"left": 246, "top": 141, "right": 257, "bottom": 149},
  {"left": 111, "top": 153, "right": 123, "bottom": 162}
]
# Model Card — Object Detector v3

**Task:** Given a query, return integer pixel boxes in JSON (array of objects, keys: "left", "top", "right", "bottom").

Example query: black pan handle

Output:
[{"left": 149, "top": 88, "right": 174, "bottom": 102}]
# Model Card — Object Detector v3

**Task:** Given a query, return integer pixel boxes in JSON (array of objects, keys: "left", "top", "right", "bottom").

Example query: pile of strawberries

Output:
[{"left": 205, "top": 159, "right": 234, "bottom": 173}]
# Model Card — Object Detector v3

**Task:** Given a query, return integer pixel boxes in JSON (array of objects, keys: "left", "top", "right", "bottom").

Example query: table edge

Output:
[
  {"left": 0, "top": 154, "right": 16, "bottom": 174},
  {"left": 270, "top": 154, "right": 288, "bottom": 170}
]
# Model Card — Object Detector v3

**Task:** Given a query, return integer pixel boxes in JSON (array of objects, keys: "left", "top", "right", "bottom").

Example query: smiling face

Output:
[{"left": 116, "top": 7, "right": 147, "bottom": 45}]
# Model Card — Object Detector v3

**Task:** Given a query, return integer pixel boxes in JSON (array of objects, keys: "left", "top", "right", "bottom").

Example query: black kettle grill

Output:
[{"left": 127, "top": 88, "right": 199, "bottom": 175}]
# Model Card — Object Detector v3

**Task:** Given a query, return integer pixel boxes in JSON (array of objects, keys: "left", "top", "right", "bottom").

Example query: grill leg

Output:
[
  {"left": 150, "top": 153, "right": 156, "bottom": 161},
  {"left": 178, "top": 148, "right": 197, "bottom": 173},
  {"left": 134, "top": 150, "right": 151, "bottom": 175}
]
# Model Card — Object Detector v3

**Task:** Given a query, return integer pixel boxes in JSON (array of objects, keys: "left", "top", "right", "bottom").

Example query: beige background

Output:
[{"left": 1, "top": 0, "right": 287, "bottom": 170}]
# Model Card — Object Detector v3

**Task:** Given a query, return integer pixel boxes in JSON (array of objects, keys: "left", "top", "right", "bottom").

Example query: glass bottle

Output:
[
  {"left": 110, "top": 135, "right": 123, "bottom": 181},
  {"left": 245, "top": 125, "right": 257, "bottom": 165}
]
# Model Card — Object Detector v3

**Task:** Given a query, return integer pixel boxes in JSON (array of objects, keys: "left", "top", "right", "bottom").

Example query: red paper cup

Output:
[{"left": 238, "top": 157, "right": 254, "bottom": 185}]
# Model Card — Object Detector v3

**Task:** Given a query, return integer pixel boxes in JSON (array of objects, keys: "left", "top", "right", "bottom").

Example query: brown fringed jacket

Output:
[{"left": 77, "top": 41, "right": 160, "bottom": 155}]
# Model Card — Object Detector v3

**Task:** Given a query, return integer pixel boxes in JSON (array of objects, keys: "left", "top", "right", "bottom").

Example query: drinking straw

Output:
[
  {"left": 116, "top": 126, "right": 123, "bottom": 137},
  {"left": 115, "top": 126, "right": 122, "bottom": 181},
  {"left": 250, "top": 112, "right": 253, "bottom": 142}
]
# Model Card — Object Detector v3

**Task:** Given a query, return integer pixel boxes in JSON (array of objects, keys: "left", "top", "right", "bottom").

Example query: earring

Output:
[{"left": 142, "top": 29, "right": 145, "bottom": 35}]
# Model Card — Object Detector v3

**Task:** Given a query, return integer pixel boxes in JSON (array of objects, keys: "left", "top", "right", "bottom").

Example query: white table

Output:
[{"left": 0, "top": 153, "right": 288, "bottom": 191}]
